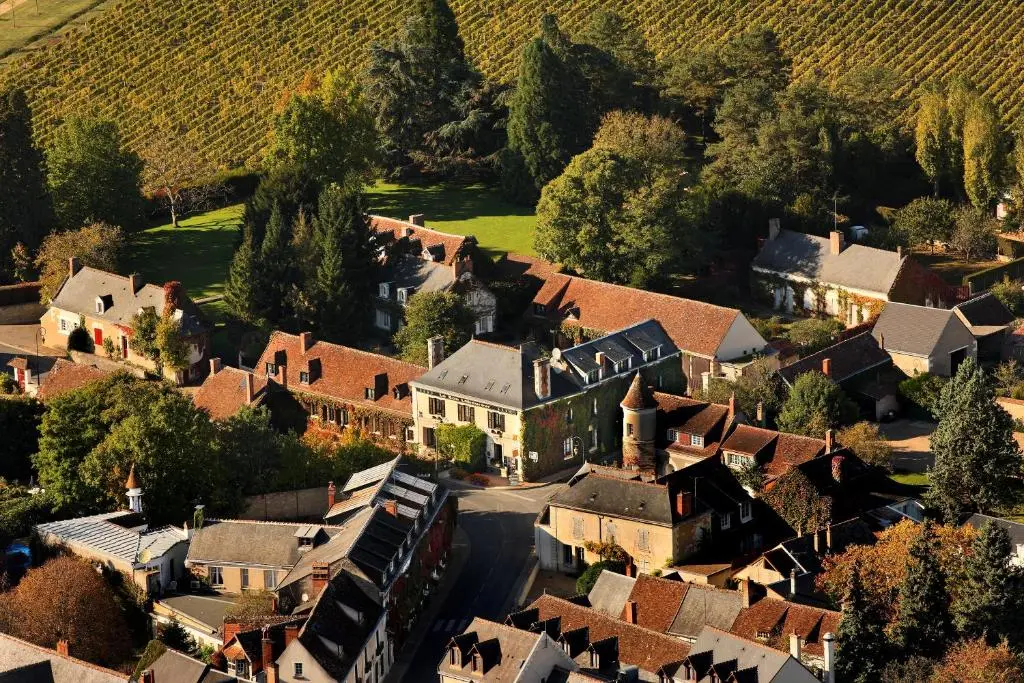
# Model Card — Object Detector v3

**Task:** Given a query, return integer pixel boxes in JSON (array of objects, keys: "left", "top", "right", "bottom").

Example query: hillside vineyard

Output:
[{"left": 5, "top": 0, "right": 1024, "bottom": 169}]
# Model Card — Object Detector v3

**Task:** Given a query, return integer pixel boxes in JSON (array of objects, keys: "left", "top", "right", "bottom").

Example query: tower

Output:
[
  {"left": 125, "top": 463, "right": 143, "bottom": 513},
  {"left": 620, "top": 373, "right": 657, "bottom": 475}
]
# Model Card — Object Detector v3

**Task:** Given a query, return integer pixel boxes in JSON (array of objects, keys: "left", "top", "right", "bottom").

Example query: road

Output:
[{"left": 399, "top": 482, "right": 563, "bottom": 681}]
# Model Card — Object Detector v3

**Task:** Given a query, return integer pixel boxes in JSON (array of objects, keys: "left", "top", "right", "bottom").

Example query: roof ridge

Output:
[
  {"left": 204, "top": 518, "right": 349, "bottom": 530},
  {"left": 369, "top": 214, "right": 470, "bottom": 242},
  {"left": 0, "top": 632, "right": 129, "bottom": 679},
  {"left": 268, "top": 331, "right": 427, "bottom": 371},
  {"left": 560, "top": 275, "right": 743, "bottom": 316},
  {"left": 587, "top": 472, "right": 666, "bottom": 489},
  {"left": 534, "top": 594, "right": 684, "bottom": 641},
  {"left": 468, "top": 338, "right": 519, "bottom": 351},
  {"left": 701, "top": 624, "right": 793, "bottom": 655},
  {"left": 751, "top": 597, "right": 839, "bottom": 616},
  {"left": 77, "top": 265, "right": 166, "bottom": 294}
]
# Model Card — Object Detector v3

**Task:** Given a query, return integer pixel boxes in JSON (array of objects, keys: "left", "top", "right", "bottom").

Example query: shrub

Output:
[
  {"left": 435, "top": 423, "right": 487, "bottom": 472},
  {"left": 990, "top": 278, "right": 1024, "bottom": 316},
  {"left": 467, "top": 473, "right": 490, "bottom": 487},
  {"left": 0, "top": 373, "right": 17, "bottom": 395},
  {"left": 576, "top": 560, "right": 625, "bottom": 594},
  {"left": 102, "top": 336, "right": 116, "bottom": 359},
  {"left": 448, "top": 467, "right": 469, "bottom": 480},
  {"left": 898, "top": 372, "right": 947, "bottom": 419},
  {"left": 67, "top": 323, "right": 94, "bottom": 353}
]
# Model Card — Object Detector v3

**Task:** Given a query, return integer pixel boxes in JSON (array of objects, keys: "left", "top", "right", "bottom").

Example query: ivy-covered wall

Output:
[
  {"left": 519, "top": 357, "right": 685, "bottom": 481},
  {"left": 752, "top": 272, "right": 883, "bottom": 325}
]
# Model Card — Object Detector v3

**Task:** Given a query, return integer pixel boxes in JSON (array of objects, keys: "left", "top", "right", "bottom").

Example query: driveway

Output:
[
  {"left": 0, "top": 323, "right": 64, "bottom": 357},
  {"left": 880, "top": 419, "right": 936, "bottom": 472}
]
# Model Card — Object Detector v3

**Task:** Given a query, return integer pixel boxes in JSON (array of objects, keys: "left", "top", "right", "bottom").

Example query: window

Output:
[
  {"left": 233, "top": 661, "right": 249, "bottom": 678},
  {"left": 667, "top": 429, "right": 679, "bottom": 442},
  {"left": 299, "top": 371, "right": 309, "bottom": 384},
  {"left": 378, "top": 283, "right": 390, "bottom": 298},
  {"left": 264, "top": 569, "right": 275, "bottom": 589},
  {"left": 533, "top": 303, "right": 546, "bottom": 315},
  {"left": 240, "top": 568, "right": 249, "bottom": 589},
  {"left": 210, "top": 566, "right": 223, "bottom": 586},
  {"left": 726, "top": 452, "right": 751, "bottom": 468},
  {"left": 562, "top": 543, "right": 573, "bottom": 566},
  {"left": 405, "top": 426, "right": 414, "bottom": 442},
  {"left": 487, "top": 411, "right": 505, "bottom": 431},
  {"left": 428, "top": 397, "right": 445, "bottom": 417},
  {"left": 635, "top": 529, "right": 650, "bottom": 551},
  {"left": 740, "top": 502, "right": 753, "bottom": 523},
  {"left": 563, "top": 437, "right": 574, "bottom": 459},
  {"left": 423, "top": 427, "right": 436, "bottom": 448},
  {"left": 590, "top": 427, "right": 598, "bottom": 451},
  {"left": 95, "top": 300, "right": 103, "bottom": 314},
  {"left": 294, "top": 662, "right": 304, "bottom": 678},
  {"left": 59, "top": 318, "right": 68, "bottom": 333},
  {"left": 572, "top": 517, "right": 585, "bottom": 540},
  {"left": 720, "top": 513, "right": 732, "bottom": 530},
  {"left": 475, "top": 315, "right": 495, "bottom": 335},
  {"left": 606, "top": 522, "right": 617, "bottom": 543},
  {"left": 592, "top": 398, "right": 598, "bottom": 416},
  {"left": 457, "top": 404, "right": 475, "bottom": 423},
  {"left": 691, "top": 434, "right": 704, "bottom": 447},
  {"left": 397, "top": 287, "right": 409, "bottom": 304},
  {"left": 638, "top": 558, "right": 650, "bottom": 573},
  {"left": 627, "top": 423, "right": 634, "bottom": 437},
  {"left": 375, "top": 309, "right": 392, "bottom": 330},
  {"left": 265, "top": 362, "right": 277, "bottom": 376},
  {"left": 365, "top": 387, "right": 376, "bottom": 400}
]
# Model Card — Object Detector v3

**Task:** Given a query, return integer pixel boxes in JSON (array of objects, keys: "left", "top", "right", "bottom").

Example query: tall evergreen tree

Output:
[
  {"left": 0, "top": 87, "right": 53, "bottom": 279},
  {"left": 224, "top": 224, "right": 262, "bottom": 325},
  {"left": 894, "top": 521, "right": 954, "bottom": 658},
  {"left": 955, "top": 520, "right": 1024, "bottom": 645},
  {"left": 257, "top": 202, "right": 292, "bottom": 324},
  {"left": 835, "top": 560, "right": 888, "bottom": 683},
  {"left": 927, "top": 357, "right": 1021, "bottom": 521},
  {"left": 502, "top": 15, "right": 596, "bottom": 202}
]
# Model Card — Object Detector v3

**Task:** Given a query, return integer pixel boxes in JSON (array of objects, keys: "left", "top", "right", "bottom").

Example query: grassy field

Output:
[
  {"left": 914, "top": 249, "right": 1001, "bottom": 287},
  {"left": 365, "top": 181, "right": 536, "bottom": 257},
  {"left": 890, "top": 471, "right": 929, "bottom": 487},
  {"left": 125, "top": 204, "right": 243, "bottom": 301},
  {"left": 0, "top": 0, "right": 108, "bottom": 58}
]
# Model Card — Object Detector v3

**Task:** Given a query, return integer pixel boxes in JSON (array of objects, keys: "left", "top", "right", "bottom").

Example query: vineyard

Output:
[{"left": 5, "top": 0, "right": 1024, "bottom": 171}]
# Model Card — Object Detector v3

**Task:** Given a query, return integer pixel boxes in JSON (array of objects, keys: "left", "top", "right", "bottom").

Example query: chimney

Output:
[
  {"left": 789, "top": 633, "right": 802, "bottom": 661},
  {"left": 768, "top": 218, "right": 781, "bottom": 241},
  {"left": 68, "top": 257, "right": 80, "bottom": 278},
  {"left": 533, "top": 358, "right": 551, "bottom": 400},
  {"left": 327, "top": 481, "right": 336, "bottom": 509},
  {"left": 223, "top": 622, "right": 242, "bottom": 645},
  {"left": 209, "top": 358, "right": 222, "bottom": 375},
  {"left": 728, "top": 393, "right": 736, "bottom": 420},
  {"left": 879, "top": 333, "right": 885, "bottom": 350},
  {"left": 245, "top": 372, "right": 255, "bottom": 405},
  {"left": 311, "top": 562, "right": 329, "bottom": 594},
  {"left": 826, "top": 522, "right": 833, "bottom": 551},
  {"left": 384, "top": 499, "right": 398, "bottom": 517},
  {"left": 266, "top": 663, "right": 279, "bottom": 683},
  {"left": 829, "top": 230, "right": 845, "bottom": 256},
  {"left": 625, "top": 561, "right": 634, "bottom": 578},
  {"left": 427, "top": 335, "right": 445, "bottom": 369},
  {"left": 56, "top": 640, "right": 69, "bottom": 657},
  {"left": 896, "top": 245, "right": 903, "bottom": 259},
  {"left": 821, "top": 358, "right": 831, "bottom": 378},
  {"left": 284, "top": 624, "right": 300, "bottom": 649},
  {"left": 831, "top": 454, "right": 845, "bottom": 483},
  {"left": 262, "top": 627, "right": 273, "bottom": 672},
  {"left": 676, "top": 491, "right": 691, "bottom": 518},
  {"left": 595, "top": 351, "right": 607, "bottom": 369},
  {"left": 299, "top": 331, "right": 314, "bottom": 354},
  {"left": 128, "top": 273, "right": 142, "bottom": 295},
  {"left": 824, "top": 429, "right": 834, "bottom": 454},
  {"left": 453, "top": 255, "right": 473, "bottom": 280},
  {"left": 756, "top": 401, "right": 765, "bottom": 426},
  {"left": 409, "top": 214, "right": 425, "bottom": 227},
  {"left": 823, "top": 632, "right": 836, "bottom": 683},
  {"left": 789, "top": 568, "right": 797, "bottom": 597},
  {"left": 624, "top": 600, "right": 638, "bottom": 625},
  {"left": 740, "top": 578, "right": 752, "bottom": 608}
]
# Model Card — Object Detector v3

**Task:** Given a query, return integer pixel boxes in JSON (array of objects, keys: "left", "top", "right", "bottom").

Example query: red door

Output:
[
  {"left": 93, "top": 328, "right": 103, "bottom": 346},
  {"left": 121, "top": 336, "right": 129, "bottom": 358}
]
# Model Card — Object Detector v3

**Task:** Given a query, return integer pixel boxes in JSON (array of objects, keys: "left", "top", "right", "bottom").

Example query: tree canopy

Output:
[
  {"left": 34, "top": 222, "right": 124, "bottom": 302},
  {"left": 395, "top": 290, "right": 475, "bottom": 365},
  {"left": 776, "top": 370, "right": 858, "bottom": 437}
]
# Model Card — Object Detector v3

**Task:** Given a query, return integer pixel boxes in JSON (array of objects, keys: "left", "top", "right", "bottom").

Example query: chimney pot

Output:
[
  {"left": 826, "top": 522, "right": 833, "bottom": 551},
  {"left": 813, "top": 529, "right": 821, "bottom": 554},
  {"left": 624, "top": 600, "right": 638, "bottom": 624},
  {"left": 533, "top": 358, "right": 551, "bottom": 400},
  {"left": 327, "top": 481, "right": 336, "bottom": 509},
  {"left": 68, "top": 257, "right": 80, "bottom": 279},
  {"left": 897, "top": 245, "right": 903, "bottom": 258},
  {"left": 128, "top": 273, "right": 142, "bottom": 295},
  {"left": 821, "top": 358, "right": 831, "bottom": 378},
  {"left": 299, "top": 331, "right": 314, "bottom": 354},
  {"left": 829, "top": 230, "right": 845, "bottom": 256},
  {"left": 789, "top": 568, "right": 797, "bottom": 597},
  {"left": 409, "top": 214, "right": 425, "bottom": 227},
  {"left": 789, "top": 633, "right": 802, "bottom": 660},
  {"left": 262, "top": 627, "right": 273, "bottom": 672},
  {"left": 56, "top": 639, "right": 69, "bottom": 657},
  {"left": 427, "top": 335, "right": 445, "bottom": 369},
  {"left": 209, "top": 357, "right": 222, "bottom": 375},
  {"left": 823, "top": 632, "right": 836, "bottom": 683},
  {"left": 756, "top": 401, "right": 765, "bottom": 426}
]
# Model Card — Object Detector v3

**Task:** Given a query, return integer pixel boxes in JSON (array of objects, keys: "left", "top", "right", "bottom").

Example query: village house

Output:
[
  {"left": 144, "top": 647, "right": 242, "bottom": 683},
  {"left": 437, "top": 618, "right": 579, "bottom": 683},
  {"left": 215, "top": 618, "right": 304, "bottom": 681},
  {"left": 370, "top": 215, "right": 497, "bottom": 335},
  {"left": 720, "top": 424, "right": 828, "bottom": 490},
  {"left": 654, "top": 392, "right": 734, "bottom": 473},
  {"left": 255, "top": 331, "right": 424, "bottom": 449},
  {"left": 871, "top": 302, "right": 977, "bottom": 377},
  {"left": 33, "top": 468, "right": 189, "bottom": 597},
  {"left": 952, "top": 292, "right": 1015, "bottom": 362},
  {"left": 41, "top": 258, "right": 210, "bottom": 384},
  {"left": 658, "top": 627, "right": 824, "bottom": 683},
  {"left": 0, "top": 634, "right": 130, "bottom": 683},
  {"left": 412, "top": 320, "right": 685, "bottom": 481},
  {"left": 752, "top": 222, "right": 948, "bottom": 325},
  {"left": 515, "top": 261, "right": 774, "bottom": 394},
  {"left": 35, "top": 358, "right": 111, "bottom": 402},
  {"left": 192, "top": 358, "right": 268, "bottom": 421}
]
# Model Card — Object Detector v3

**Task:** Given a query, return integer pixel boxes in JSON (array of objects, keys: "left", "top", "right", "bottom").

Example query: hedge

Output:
[{"left": 963, "top": 257, "right": 1024, "bottom": 293}]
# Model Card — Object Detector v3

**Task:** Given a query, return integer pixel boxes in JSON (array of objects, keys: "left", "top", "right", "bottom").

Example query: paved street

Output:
[{"left": 399, "top": 482, "right": 564, "bottom": 681}]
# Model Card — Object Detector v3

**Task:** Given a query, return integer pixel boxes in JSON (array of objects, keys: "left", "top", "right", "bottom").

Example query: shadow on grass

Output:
[{"left": 364, "top": 182, "right": 533, "bottom": 223}]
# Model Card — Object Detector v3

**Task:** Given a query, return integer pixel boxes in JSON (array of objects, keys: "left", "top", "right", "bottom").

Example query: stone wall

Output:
[{"left": 241, "top": 486, "right": 329, "bottom": 521}]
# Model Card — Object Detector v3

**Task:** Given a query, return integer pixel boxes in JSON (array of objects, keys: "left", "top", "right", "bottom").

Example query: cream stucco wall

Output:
[
  {"left": 276, "top": 612, "right": 392, "bottom": 683},
  {"left": 411, "top": 386, "right": 525, "bottom": 466},
  {"left": 887, "top": 351, "right": 931, "bottom": 377},
  {"left": 716, "top": 316, "right": 771, "bottom": 362},
  {"left": 189, "top": 562, "right": 282, "bottom": 594},
  {"left": 541, "top": 504, "right": 676, "bottom": 574}
]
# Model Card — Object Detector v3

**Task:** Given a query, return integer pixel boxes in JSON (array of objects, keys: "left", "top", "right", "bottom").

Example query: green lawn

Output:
[
  {"left": 365, "top": 181, "right": 536, "bottom": 257},
  {"left": 890, "top": 471, "right": 930, "bottom": 487},
  {"left": 0, "top": 0, "right": 111, "bottom": 58},
  {"left": 125, "top": 204, "right": 244, "bottom": 300}
]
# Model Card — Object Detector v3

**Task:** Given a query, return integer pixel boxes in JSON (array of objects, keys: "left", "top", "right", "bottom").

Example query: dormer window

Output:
[
  {"left": 691, "top": 435, "right": 704, "bottom": 447},
  {"left": 740, "top": 501, "right": 752, "bottom": 522},
  {"left": 95, "top": 294, "right": 112, "bottom": 314},
  {"left": 643, "top": 345, "right": 662, "bottom": 361},
  {"left": 397, "top": 287, "right": 413, "bottom": 304},
  {"left": 667, "top": 429, "right": 679, "bottom": 442},
  {"left": 585, "top": 370, "right": 598, "bottom": 384},
  {"left": 533, "top": 303, "right": 546, "bottom": 315}
]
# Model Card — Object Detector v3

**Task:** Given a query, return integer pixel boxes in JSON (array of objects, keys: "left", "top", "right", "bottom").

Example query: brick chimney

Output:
[
  {"left": 409, "top": 214, "right": 425, "bottom": 227},
  {"left": 427, "top": 335, "right": 445, "bottom": 370},
  {"left": 299, "top": 331, "right": 313, "bottom": 354},
  {"left": 128, "top": 273, "right": 142, "bottom": 295},
  {"left": 625, "top": 561, "right": 634, "bottom": 578},
  {"left": 728, "top": 393, "right": 736, "bottom": 420},
  {"left": 68, "top": 257, "right": 80, "bottom": 279},
  {"left": 327, "top": 481, "right": 336, "bottom": 509},
  {"left": 676, "top": 491, "right": 691, "bottom": 518},
  {"left": 829, "top": 231, "right": 845, "bottom": 256},
  {"left": 595, "top": 351, "right": 607, "bottom": 369},
  {"left": 821, "top": 358, "right": 831, "bottom": 378},
  {"left": 453, "top": 255, "right": 473, "bottom": 279},
  {"left": 879, "top": 333, "right": 885, "bottom": 350},
  {"left": 311, "top": 561, "right": 330, "bottom": 594},
  {"left": 284, "top": 624, "right": 300, "bottom": 649},
  {"left": 266, "top": 663, "right": 279, "bottom": 683},
  {"left": 245, "top": 372, "right": 255, "bottom": 405},
  {"left": 533, "top": 358, "right": 551, "bottom": 400},
  {"left": 624, "top": 600, "right": 638, "bottom": 624},
  {"left": 789, "top": 633, "right": 802, "bottom": 661},
  {"left": 56, "top": 639, "right": 69, "bottom": 657},
  {"left": 261, "top": 627, "right": 273, "bottom": 672},
  {"left": 383, "top": 499, "right": 398, "bottom": 517},
  {"left": 223, "top": 622, "right": 242, "bottom": 645},
  {"left": 740, "top": 578, "right": 752, "bottom": 608},
  {"left": 210, "top": 357, "right": 222, "bottom": 375},
  {"left": 824, "top": 429, "right": 834, "bottom": 454}
]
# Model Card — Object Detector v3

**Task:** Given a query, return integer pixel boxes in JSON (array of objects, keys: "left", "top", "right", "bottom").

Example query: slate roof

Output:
[
  {"left": 753, "top": 229, "right": 904, "bottom": 295},
  {"left": 675, "top": 626, "right": 814, "bottom": 683},
  {"left": 50, "top": 266, "right": 205, "bottom": 335},
  {"left": 369, "top": 216, "right": 472, "bottom": 266},
  {"left": 778, "top": 332, "right": 890, "bottom": 386},
  {"left": 296, "top": 573, "right": 384, "bottom": 680},
  {"left": 729, "top": 599, "right": 840, "bottom": 658},
  {"left": 954, "top": 292, "right": 1014, "bottom": 329},
  {"left": 0, "top": 634, "right": 128, "bottom": 682},
  {"left": 587, "top": 571, "right": 636, "bottom": 618},
  {"left": 255, "top": 331, "right": 424, "bottom": 416},
  {"left": 871, "top": 302, "right": 963, "bottom": 356},
  {"left": 35, "top": 511, "right": 186, "bottom": 565},
  {"left": 961, "top": 513, "right": 1024, "bottom": 547},
  {"left": 549, "top": 473, "right": 676, "bottom": 526},
  {"left": 145, "top": 649, "right": 238, "bottom": 683},
  {"left": 186, "top": 519, "right": 347, "bottom": 568},
  {"left": 668, "top": 585, "right": 745, "bottom": 641},
  {"left": 558, "top": 320, "right": 679, "bottom": 385},
  {"left": 326, "top": 457, "right": 439, "bottom": 523},
  {"left": 36, "top": 359, "right": 110, "bottom": 401},
  {"left": 532, "top": 273, "right": 757, "bottom": 358},
  {"left": 438, "top": 618, "right": 550, "bottom": 681},
  {"left": 192, "top": 367, "right": 267, "bottom": 420},
  {"left": 384, "top": 254, "right": 456, "bottom": 295}
]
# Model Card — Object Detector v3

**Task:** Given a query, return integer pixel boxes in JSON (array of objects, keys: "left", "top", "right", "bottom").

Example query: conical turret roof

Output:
[
  {"left": 621, "top": 372, "right": 656, "bottom": 410},
  {"left": 125, "top": 463, "right": 140, "bottom": 490}
]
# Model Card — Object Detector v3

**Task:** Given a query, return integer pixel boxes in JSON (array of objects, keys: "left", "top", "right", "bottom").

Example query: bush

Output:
[
  {"left": 576, "top": 560, "right": 625, "bottom": 594},
  {"left": 467, "top": 473, "right": 490, "bottom": 487},
  {"left": 0, "top": 373, "right": 17, "bottom": 395},
  {"left": 898, "top": 372, "right": 947, "bottom": 419},
  {"left": 67, "top": 324, "right": 94, "bottom": 353},
  {"left": 990, "top": 278, "right": 1024, "bottom": 316},
  {"left": 787, "top": 317, "right": 845, "bottom": 354},
  {"left": 448, "top": 467, "right": 469, "bottom": 480},
  {"left": 436, "top": 424, "right": 487, "bottom": 471}
]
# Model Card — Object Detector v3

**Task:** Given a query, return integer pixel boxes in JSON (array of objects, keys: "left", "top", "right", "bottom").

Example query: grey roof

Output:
[
  {"left": 668, "top": 586, "right": 744, "bottom": 640},
  {"left": 558, "top": 319, "right": 678, "bottom": 386},
  {"left": 871, "top": 302, "right": 962, "bottom": 356},
  {"left": 186, "top": 520, "right": 347, "bottom": 568},
  {"left": 778, "top": 332, "right": 890, "bottom": 385},
  {"left": 50, "top": 266, "right": 205, "bottom": 335},
  {"left": 328, "top": 457, "right": 438, "bottom": 522},
  {"left": 587, "top": 571, "right": 636, "bottom": 618},
  {"left": 35, "top": 511, "right": 186, "bottom": 565},
  {"left": 0, "top": 634, "right": 127, "bottom": 683},
  {"left": 146, "top": 649, "right": 240, "bottom": 683},
  {"left": 686, "top": 627, "right": 802, "bottom": 683},
  {"left": 384, "top": 255, "right": 455, "bottom": 295},
  {"left": 276, "top": 507, "right": 375, "bottom": 590},
  {"left": 155, "top": 593, "right": 236, "bottom": 631},
  {"left": 961, "top": 513, "right": 1024, "bottom": 547},
  {"left": 753, "top": 230, "right": 904, "bottom": 294},
  {"left": 954, "top": 293, "right": 1014, "bottom": 329},
  {"left": 550, "top": 472, "right": 675, "bottom": 526}
]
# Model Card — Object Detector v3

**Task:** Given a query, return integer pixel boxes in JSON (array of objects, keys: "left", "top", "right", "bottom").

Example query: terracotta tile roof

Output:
[
  {"left": 255, "top": 332, "right": 425, "bottom": 416},
  {"left": 529, "top": 594, "right": 690, "bottom": 675},
  {"left": 193, "top": 366, "right": 267, "bottom": 420},
  {"left": 533, "top": 274, "right": 746, "bottom": 357},
  {"left": 494, "top": 252, "right": 563, "bottom": 280},
  {"left": 36, "top": 359, "right": 110, "bottom": 401},
  {"left": 655, "top": 392, "right": 730, "bottom": 437},
  {"left": 721, "top": 424, "right": 778, "bottom": 456},
  {"left": 766, "top": 434, "right": 826, "bottom": 480},
  {"left": 622, "top": 373, "right": 657, "bottom": 410},
  {"left": 369, "top": 216, "right": 472, "bottom": 266},
  {"left": 622, "top": 574, "right": 690, "bottom": 633},
  {"left": 729, "top": 599, "right": 840, "bottom": 658}
]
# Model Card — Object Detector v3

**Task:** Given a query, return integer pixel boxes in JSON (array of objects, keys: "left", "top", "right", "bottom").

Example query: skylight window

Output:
[
  {"left": 500, "top": 383, "right": 511, "bottom": 394},
  {"left": 458, "top": 374, "right": 468, "bottom": 385}
]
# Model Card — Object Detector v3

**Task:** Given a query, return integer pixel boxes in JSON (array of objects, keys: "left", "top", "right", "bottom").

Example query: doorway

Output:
[
  {"left": 949, "top": 347, "right": 968, "bottom": 376},
  {"left": 93, "top": 327, "right": 103, "bottom": 346}
]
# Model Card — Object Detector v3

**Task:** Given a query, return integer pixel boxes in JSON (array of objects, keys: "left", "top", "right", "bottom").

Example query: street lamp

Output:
[{"left": 34, "top": 327, "right": 45, "bottom": 386}]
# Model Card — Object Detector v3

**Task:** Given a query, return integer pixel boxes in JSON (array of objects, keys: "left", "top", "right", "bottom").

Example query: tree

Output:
[
  {"left": 576, "top": 560, "right": 625, "bottom": 594},
  {"left": 503, "top": 16, "right": 595, "bottom": 201},
  {"left": 139, "top": 123, "right": 218, "bottom": 228},
  {"left": 786, "top": 317, "right": 844, "bottom": 354},
  {"left": 47, "top": 116, "right": 145, "bottom": 231},
  {"left": 253, "top": 202, "right": 292, "bottom": 324},
  {"left": 575, "top": 10, "right": 657, "bottom": 94},
  {"left": 0, "top": 396, "right": 43, "bottom": 482},
  {"left": 154, "top": 312, "right": 189, "bottom": 372},
  {"left": 990, "top": 278, "right": 1024, "bottom": 317},
  {"left": 394, "top": 290, "right": 474, "bottom": 365},
  {"left": 0, "top": 86, "right": 53, "bottom": 280},
  {"left": 776, "top": 371, "right": 858, "bottom": 437},
  {"left": 762, "top": 468, "right": 832, "bottom": 534},
  {"left": 932, "top": 638, "right": 1024, "bottom": 683},
  {"left": 158, "top": 619, "right": 195, "bottom": 653},
  {"left": 928, "top": 357, "right": 1021, "bottom": 521},
  {"left": 893, "top": 521, "right": 954, "bottom": 658},
  {"left": 270, "top": 71, "right": 377, "bottom": 190},
  {"left": 34, "top": 222, "right": 124, "bottom": 302},
  {"left": 834, "top": 561, "right": 889, "bottom": 683},
  {"left": 915, "top": 85, "right": 954, "bottom": 196},
  {"left": 951, "top": 205, "right": 997, "bottom": 262},
  {"left": 892, "top": 197, "right": 955, "bottom": 250},
  {"left": 837, "top": 422, "right": 893, "bottom": 470},
  {"left": 591, "top": 111, "right": 688, "bottom": 173},
  {"left": 0, "top": 556, "right": 131, "bottom": 667},
  {"left": 224, "top": 224, "right": 263, "bottom": 325},
  {"left": 955, "top": 521, "right": 1024, "bottom": 644},
  {"left": 217, "top": 406, "right": 312, "bottom": 495},
  {"left": 963, "top": 96, "right": 1007, "bottom": 210},
  {"left": 130, "top": 306, "right": 160, "bottom": 360},
  {"left": 310, "top": 185, "right": 378, "bottom": 343}
]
